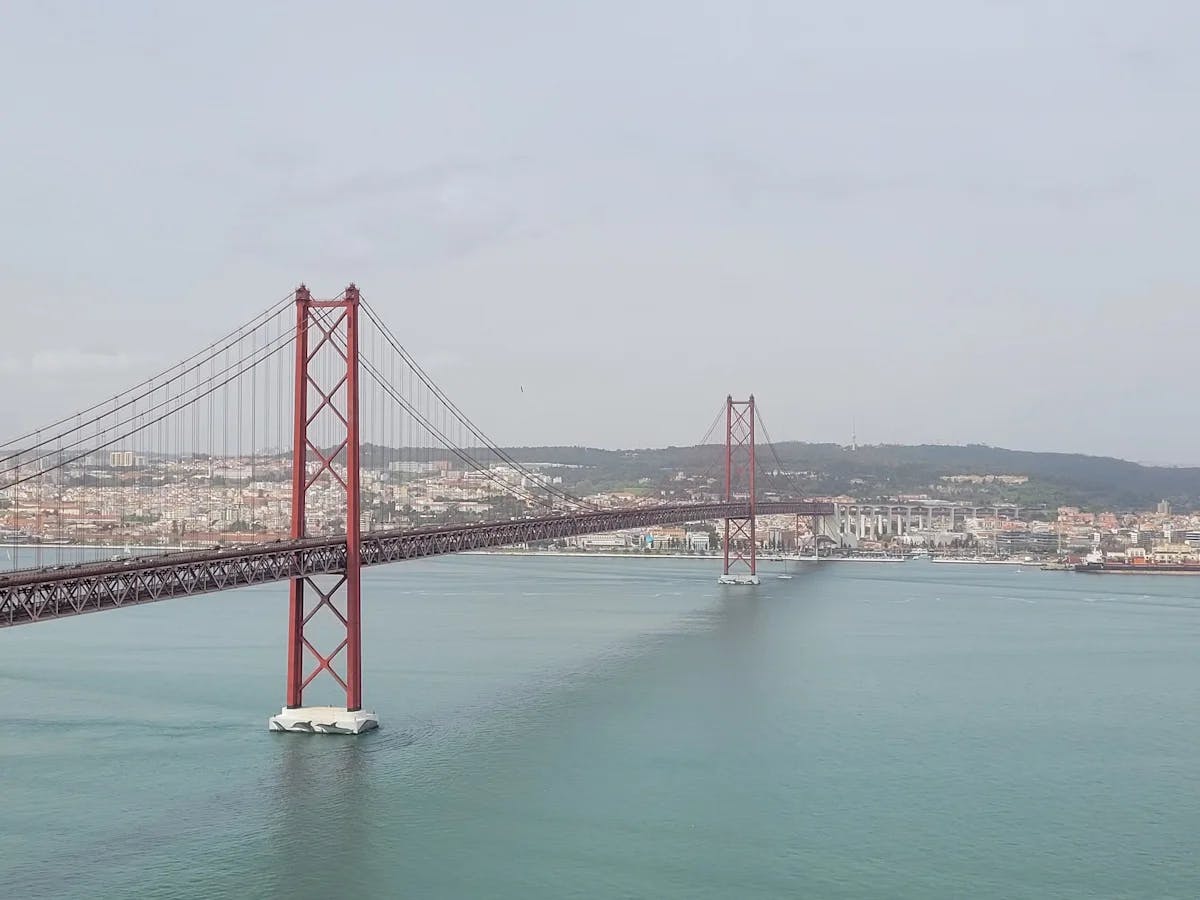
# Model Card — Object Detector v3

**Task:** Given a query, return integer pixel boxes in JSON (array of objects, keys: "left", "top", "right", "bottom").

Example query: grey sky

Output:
[{"left": 3, "top": 1, "right": 1198, "bottom": 461}]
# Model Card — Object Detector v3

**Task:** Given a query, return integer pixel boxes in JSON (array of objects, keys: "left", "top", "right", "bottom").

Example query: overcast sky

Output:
[{"left": 3, "top": 2, "right": 1198, "bottom": 462}]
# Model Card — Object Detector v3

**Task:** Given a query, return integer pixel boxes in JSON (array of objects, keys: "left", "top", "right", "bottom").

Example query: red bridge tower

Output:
[
  {"left": 719, "top": 395, "right": 760, "bottom": 585},
  {"left": 269, "top": 285, "right": 378, "bottom": 734}
]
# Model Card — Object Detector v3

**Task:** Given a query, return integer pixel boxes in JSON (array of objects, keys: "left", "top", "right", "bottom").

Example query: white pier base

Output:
[
  {"left": 268, "top": 706, "right": 379, "bottom": 734},
  {"left": 718, "top": 573, "right": 761, "bottom": 585}
]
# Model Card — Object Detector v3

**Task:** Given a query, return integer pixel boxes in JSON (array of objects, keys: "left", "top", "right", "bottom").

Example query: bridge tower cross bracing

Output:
[
  {"left": 719, "top": 395, "right": 760, "bottom": 585},
  {"left": 269, "top": 284, "right": 378, "bottom": 734}
]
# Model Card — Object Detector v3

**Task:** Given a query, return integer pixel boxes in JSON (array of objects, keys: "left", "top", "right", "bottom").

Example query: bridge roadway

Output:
[{"left": 0, "top": 500, "right": 833, "bottom": 627}]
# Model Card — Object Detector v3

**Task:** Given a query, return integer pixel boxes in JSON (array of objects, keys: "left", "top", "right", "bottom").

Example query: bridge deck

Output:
[{"left": 0, "top": 501, "right": 833, "bottom": 627}]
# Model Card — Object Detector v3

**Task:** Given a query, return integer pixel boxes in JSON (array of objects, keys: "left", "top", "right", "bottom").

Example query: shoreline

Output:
[
  {"left": 3, "top": 543, "right": 1042, "bottom": 568},
  {"left": 2, "top": 543, "right": 186, "bottom": 554},
  {"left": 461, "top": 550, "right": 909, "bottom": 563},
  {"left": 465, "top": 550, "right": 1039, "bottom": 566}
]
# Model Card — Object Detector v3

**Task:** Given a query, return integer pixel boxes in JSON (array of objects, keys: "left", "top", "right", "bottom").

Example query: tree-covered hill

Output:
[{"left": 497, "top": 442, "right": 1200, "bottom": 512}]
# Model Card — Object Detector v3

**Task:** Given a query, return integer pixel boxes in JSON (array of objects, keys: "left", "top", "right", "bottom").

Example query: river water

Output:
[{"left": 2, "top": 555, "right": 1198, "bottom": 898}]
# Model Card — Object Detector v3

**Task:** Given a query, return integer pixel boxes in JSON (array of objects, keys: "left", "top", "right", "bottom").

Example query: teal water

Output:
[{"left": 2, "top": 556, "right": 1198, "bottom": 898}]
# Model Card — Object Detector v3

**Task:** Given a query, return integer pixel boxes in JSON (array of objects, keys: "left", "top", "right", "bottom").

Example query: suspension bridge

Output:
[{"left": 0, "top": 285, "right": 831, "bottom": 732}]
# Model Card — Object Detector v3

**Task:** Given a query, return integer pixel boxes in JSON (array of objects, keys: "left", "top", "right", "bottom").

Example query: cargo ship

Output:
[{"left": 1074, "top": 548, "right": 1200, "bottom": 574}]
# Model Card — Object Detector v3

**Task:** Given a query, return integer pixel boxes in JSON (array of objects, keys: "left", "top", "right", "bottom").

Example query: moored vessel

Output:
[{"left": 1074, "top": 548, "right": 1200, "bottom": 574}]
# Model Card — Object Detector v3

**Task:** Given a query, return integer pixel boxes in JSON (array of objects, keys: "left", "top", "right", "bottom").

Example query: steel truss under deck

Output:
[{"left": 0, "top": 501, "right": 832, "bottom": 627}]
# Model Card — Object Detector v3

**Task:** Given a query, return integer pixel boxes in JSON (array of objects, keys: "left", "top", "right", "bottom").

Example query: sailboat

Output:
[
  {"left": 777, "top": 545, "right": 807, "bottom": 579},
  {"left": 780, "top": 521, "right": 823, "bottom": 577},
  {"left": 773, "top": 544, "right": 792, "bottom": 579}
]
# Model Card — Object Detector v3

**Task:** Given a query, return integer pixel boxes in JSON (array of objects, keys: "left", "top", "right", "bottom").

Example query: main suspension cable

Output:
[
  {"left": 0, "top": 332, "right": 296, "bottom": 491},
  {"left": 361, "top": 300, "right": 596, "bottom": 510},
  {"left": 0, "top": 294, "right": 294, "bottom": 460}
]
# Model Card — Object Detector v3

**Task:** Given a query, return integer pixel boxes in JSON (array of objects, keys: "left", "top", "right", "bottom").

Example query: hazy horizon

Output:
[{"left": 3, "top": 2, "right": 1198, "bottom": 463}]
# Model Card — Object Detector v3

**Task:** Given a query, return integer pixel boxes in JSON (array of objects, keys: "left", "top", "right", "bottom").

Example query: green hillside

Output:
[{"left": 499, "top": 443, "right": 1200, "bottom": 512}]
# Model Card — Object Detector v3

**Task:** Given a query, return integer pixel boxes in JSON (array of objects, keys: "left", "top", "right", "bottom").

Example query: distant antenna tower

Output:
[{"left": 851, "top": 418, "right": 858, "bottom": 451}]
